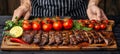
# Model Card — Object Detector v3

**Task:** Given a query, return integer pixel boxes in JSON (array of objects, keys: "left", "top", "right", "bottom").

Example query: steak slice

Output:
[
  {"left": 69, "top": 31, "right": 78, "bottom": 45},
  {"left": 48, "top": 31, "right": 55, "bottom": 45},
  {"left": 84, "top": 31, "right": 94, "bottom": 44},
  {"left": 61, "top": 30, "right": 70, "bottom": 45},
  {"left": 54, "top": 31, "right": 63, "bottom": 45},
  {"left": 39, "top": 32, "right": 49, "bottom": 46},
  {"left": 33, "top": 30, "right": 42, "bottom": 44},
  {"left": 73, "top": 30, "right": 83, "bottom": 43},
  {"left": 89, "top": 31, "right": 103, "bottom": 44},
  {"left": 22, "top": 30, "right": 37, "bottom": 44},
  {"left": 79, "top": 31, "right": 89, "bottom": 42},
  {"left": 98, "top": 32, "right": 114, "bottom": 45}
]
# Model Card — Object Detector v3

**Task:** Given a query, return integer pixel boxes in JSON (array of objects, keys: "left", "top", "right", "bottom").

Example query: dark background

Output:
[{"left": 0, "top": 0, "right": 120, "bottom": 16}]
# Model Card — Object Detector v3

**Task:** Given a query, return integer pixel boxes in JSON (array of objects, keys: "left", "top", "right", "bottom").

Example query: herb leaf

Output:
[{"left": 72, "top": 20, "right": 92, "bottom": 31}]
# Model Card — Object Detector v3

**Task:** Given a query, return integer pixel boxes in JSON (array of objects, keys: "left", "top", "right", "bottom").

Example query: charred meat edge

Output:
[{"left": 98, "top": 32, "right": 114, "bottom": 45}]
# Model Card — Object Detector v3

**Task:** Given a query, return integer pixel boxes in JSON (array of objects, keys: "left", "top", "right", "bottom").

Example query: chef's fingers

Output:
[
  {"left": 24, "top": 11, "right": 31, "bottom": 20},
  {"left": 96, "top": 9, "right": 102, "bottom": 21},
  {"left": 12, "top": 8, "right": 25, "bottom": 22},
  {"left": 87, "top": 9, "right": 94, "bottom": 20},
  {"left": 101, "top": 10, "right": 108, "bottom": 20},
  {"left": 87, "top": 10, "right": 98, "bottom": 20}
]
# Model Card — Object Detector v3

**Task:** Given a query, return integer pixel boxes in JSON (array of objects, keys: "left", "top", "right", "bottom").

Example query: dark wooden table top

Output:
[{"left": 0, "top": 16, "right": 120, "bottom": 54}]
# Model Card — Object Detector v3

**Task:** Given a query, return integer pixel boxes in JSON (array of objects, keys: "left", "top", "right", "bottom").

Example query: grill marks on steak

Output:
[
  {"left": 39, "top": 32, "right": 49, "bottom": 46},
  {"left": 73, "top": 30, "right": 83, "bottom": 43},
  {"left": 33, "top": 30, "right": 42, "bottom": 44},
  {"left": 84, "top": 31, "right": 94, "bottom": 44},
  {"left": 90, "top": 31, "right": 104, "bottom": 44},
  {"left": 98, "top": 32, "right": 114, "bottom": 45},
  {"left": 54, "top": 31, "right": 63, "bottom": 45},
  {"left": 79, "top": 31, "right": 89, "bottom": 42},
  {"left": 21, "top": 30, "right": 114, "bottom": 46},
  {"left": 61, "top": 31, "right": 70, "bottom": 45},
  {"left": 69, "top": 31, "right": 78, "bottom": 45},
  {"left": 48, "top": 31, "right": 55, "bottom": 45}
]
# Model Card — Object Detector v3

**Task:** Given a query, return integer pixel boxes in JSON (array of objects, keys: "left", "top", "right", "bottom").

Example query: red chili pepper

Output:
[{"left": 10, "top": 38, "right": 27, "bottom": 44}]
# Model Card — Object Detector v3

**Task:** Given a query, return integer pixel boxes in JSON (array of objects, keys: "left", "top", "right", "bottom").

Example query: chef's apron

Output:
[{"left": 31, "top": 0, "right": 88, "bottom": 17}]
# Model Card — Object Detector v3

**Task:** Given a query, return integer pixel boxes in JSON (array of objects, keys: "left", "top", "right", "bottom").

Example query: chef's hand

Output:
[
  {"left": 12, "top": 0, "right": 31, "bottom": 22},
  {"left": 87, "top": 4, "right": 107, "bottom": 21}
]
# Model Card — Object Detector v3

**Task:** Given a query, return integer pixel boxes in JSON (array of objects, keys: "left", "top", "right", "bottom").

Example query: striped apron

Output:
[{"left": 31, "top": 0, "right": 87, "bottom": 17}]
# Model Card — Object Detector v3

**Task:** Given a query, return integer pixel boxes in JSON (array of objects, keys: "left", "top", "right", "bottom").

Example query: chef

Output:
[{"left": 12, "top": 0, "right": 107, "bottom": 22}]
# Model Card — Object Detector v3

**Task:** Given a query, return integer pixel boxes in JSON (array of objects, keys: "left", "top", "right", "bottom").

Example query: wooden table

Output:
[{"left": 0, "top": 16, "right": 120, "bottom": 54}]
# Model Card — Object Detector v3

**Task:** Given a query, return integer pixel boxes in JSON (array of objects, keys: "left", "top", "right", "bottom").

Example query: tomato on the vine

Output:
[
  {"left": 53, "top": 21, "right": 63, "bottom": 31},
  {"left": 22, "top": 20, "right": 32, "bottom": 30},
  {"left": 100, "top": 24, "right": 106, "bottom": 29},
  {"left": 88, "top": 23, "right": 94, "bottom": 28},
  {"left": 32, "top": 21, "right": 41, "bottom": 30},
  {"left": 42, "top": 23, "right": 52, "bottom": 31},
  {"left": 22, "top": 23, "right": 31, "bottom": 30},
  {"left": 23, "top": 20, "right": 29, "bottom": 24},
  {"left": 42, "top": 17, "right": 53, "bottom": 25},
  {"left": 84, "top": 20, "right": 90, "bottom": 24},
  {"left": 78, "top": 19, "right": 83, "bottom": 23},
  {"left": 94, "top": 24, "right": 100, "bottom": 30},
  {"left": 90, "top": 20, "right": 96, "bottom": 23},
  {"left": 102, "top": 20, "right": 109, "bottom": 24},
  {"left": 63, "top": 18, "right": 73, "bottom": 29}
]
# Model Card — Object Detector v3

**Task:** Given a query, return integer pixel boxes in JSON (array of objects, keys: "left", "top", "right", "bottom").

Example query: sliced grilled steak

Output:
[
  {"left": 73, "top": 30, "right": 83, "bottom": 43},
  {"left": 84, "top": 31, "right": 94, "bottom": 44},
  {"left": 79, "top": 31, "right": 89, "bottom": 42},
  {"left": 101, "top": 31, "right": 113, "bottom": 38},
  {"left": 48, "top": 31, "right": 55, "bottom": 45},
  {"left": 61, "top": 31, "right": 70, "bottom": 45},
  {"left": 39, "top": 32, "right": 49, "bottom": 46},
  {"left": 33, "top": 30, "right": 42, "bottom": 44},
  {"left": 54, "top": 31, "right": 63, "bottom": 45},
  {"left": 22, "top": 30, "right": 36, "bottom": 44},
  {"left": 69, "top": 31, "right": 78, "bottom": 45},
  {"left": 98, "top": 32, "right": 114, "bottom": 45},
  {"left": 89, "top": 31, "right": 103, "bottom": 44}
]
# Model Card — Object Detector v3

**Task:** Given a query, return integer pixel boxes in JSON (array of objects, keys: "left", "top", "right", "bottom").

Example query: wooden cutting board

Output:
[
  {"left": 0, "top": 20, "right": 118, "bottom": 50},
  {"left": 1, "top": 36, "right": 117, "bottom": 50}
]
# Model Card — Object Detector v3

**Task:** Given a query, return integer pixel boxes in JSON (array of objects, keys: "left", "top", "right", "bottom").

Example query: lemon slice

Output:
[{"left": 10, "top": 26, "right": 23, "bottom": 38}]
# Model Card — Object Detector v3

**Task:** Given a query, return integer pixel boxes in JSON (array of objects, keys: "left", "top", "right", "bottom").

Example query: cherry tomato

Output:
[
  {"left": 100, "top": 24, "right": 106, "bottom": 29},
  {"left": 84, "top": 20, "right": 89, "bottom": 24},
  {"left": 22, "top": 23, "right": 31, "bottom": 30},
  {"left": 68, "top": 18, "right": 73, "bottom": 23},
  {"left": 90, "top": 20, "right": 96, "bottom": 23},
  {"left": 78, "top": 19, "right": 84, "bottom": 23},
  {"left": 23, "top": 20, "right": 29, "bottom": 24},
  {"left": 102, "top": 20, "right": 109, "bottom": 24},
  {"left": 42, "top": 23, "right": 52, "bottom": 31},
  {"left": 63, "top": 21, "right": 73, "bottom": 30},
  {"left": 94, "top": 24, "right": 100, "bottom": 30},
  {"left": 53, "top": 21, "right": 63, "bottom": 30},
  {"left": 88, "top": 23, "right": 94, "bottom": 28},
  {"left": 42, "top": 17, "right": 53, "bottom": 25},
  {"left": 33, "top": 18, "right": 41, "bottom": 23},
  {"left": 32, "top": 21, "right": 41, "bottom": 30},
  {"left": 63, "top": 18, "right": 73, "bottom": 29}
]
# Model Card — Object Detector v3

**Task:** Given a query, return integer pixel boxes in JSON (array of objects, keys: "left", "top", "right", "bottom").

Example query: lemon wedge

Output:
[{"left": 10, "top": 26, "right": 23, "bottom": 38}]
